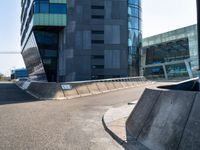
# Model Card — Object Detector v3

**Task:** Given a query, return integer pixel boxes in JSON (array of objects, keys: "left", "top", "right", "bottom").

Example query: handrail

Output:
[{"left": 61, "top": 76, "right": 146, "bottom": 84}]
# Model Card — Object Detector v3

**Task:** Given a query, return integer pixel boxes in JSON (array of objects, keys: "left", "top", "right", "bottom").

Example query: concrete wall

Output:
[
  {"left": 17, "top": 77, "right": 152, "bottom": 100},
  {"left": 126, "top": 88, "right": 200, "bottom": 150}
]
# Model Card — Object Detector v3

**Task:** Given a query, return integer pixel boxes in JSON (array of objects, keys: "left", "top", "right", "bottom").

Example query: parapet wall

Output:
[
  {"left": 16, "top": 77, "right": 153, "bottom": 100},
  {"left": 126, "top": 88, "right": 200, "bottom": 150}
]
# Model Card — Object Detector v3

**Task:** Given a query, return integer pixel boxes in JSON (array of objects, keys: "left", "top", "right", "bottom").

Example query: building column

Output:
[
  {"left": 162, "top": 64, "right": 168, "bottom": 80},
  {"left": 140, "top": 48, "right": 147, "bottom": 76},
  {"left": 184, "top": 60, "right": 193, "bottom": 79}
]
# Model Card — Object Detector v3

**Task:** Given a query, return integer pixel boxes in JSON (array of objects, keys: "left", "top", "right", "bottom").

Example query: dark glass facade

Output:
[
  {"left": 21, "top": 0, "right": 67, "bottom": 82},
  {"left": 144, "top": 38, "right": 190, "bottom": 78},
  {"left": 22, "top": 30, "right": 59, "bottom": 81},
  {"left": 34, "top": 30, "right": 59, "bottom": 81},
  {"left": 22, "top": 33, "right": 46, "bottom": 80},
  {"left": 33, "top": 1, "right": 67, "bottom": 14},
  {"left": 128, "top": 0, "right": 142, "bottom": 76},
  {"left": 21, "top": 0, "right": 142, "bottom": 82}
]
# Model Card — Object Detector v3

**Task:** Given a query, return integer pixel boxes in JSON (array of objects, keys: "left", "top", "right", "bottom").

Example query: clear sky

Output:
[{"left": 0, "top": 0, "right": 197, "bottom": 76}]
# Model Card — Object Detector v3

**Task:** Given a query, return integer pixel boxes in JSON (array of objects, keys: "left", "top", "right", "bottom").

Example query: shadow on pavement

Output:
[{"left": 0, "top": 82, "right": 38, "bottom": 105}]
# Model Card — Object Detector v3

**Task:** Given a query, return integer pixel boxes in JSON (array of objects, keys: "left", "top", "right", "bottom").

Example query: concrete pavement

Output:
[{"left": 0, "top": 82, "right": 170, "bottom": 150}]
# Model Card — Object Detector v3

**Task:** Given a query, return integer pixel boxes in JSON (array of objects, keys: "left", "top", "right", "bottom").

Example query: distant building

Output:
[
  {"left": 11, "top": 69, "right": 28, "bottom": 79},
  {"left": 21, "top": 0, "right": 142, "bottom": 82},
  {"left": 141, "top": 24, "right": 198, "bottom": 80}
]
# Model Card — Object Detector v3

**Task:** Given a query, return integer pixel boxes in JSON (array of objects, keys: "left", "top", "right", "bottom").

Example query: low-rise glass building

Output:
[{"left": 141, "top": 24, "right": 198, "bottom": 80}]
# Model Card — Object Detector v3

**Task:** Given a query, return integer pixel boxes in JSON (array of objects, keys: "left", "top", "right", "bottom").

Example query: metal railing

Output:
[{"left": 62, "top": 76, "right": 147, "bottom": 84}]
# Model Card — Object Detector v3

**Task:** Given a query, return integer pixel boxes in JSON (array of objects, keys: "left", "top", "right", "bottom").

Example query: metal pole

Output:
[{"left": 197, "top": 0, "right": 200, "bottom": 90}]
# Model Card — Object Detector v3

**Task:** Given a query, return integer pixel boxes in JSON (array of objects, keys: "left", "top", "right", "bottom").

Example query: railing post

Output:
[{"left": 197, "top": 0, "right": 200, "bottom": 90}]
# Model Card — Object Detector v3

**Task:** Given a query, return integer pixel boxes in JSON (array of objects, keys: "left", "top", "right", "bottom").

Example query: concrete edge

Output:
[
  {"left": 16, "top": 81, "right": 67, "bottom": 100},
  {"left": 16, "top": 80, "right": 155, "bottom": 100},
  {"left": 102, "top": 104, "right": 136, "bottom": 147},
  {"left": 102, "top": 115, "right": 125, "bottom": 146},
  {"left": 15, "top": 81, "right": 40, "bottom": 100},
  {"left": 25, "top": 88, "right": 66, "bottom": 100}
]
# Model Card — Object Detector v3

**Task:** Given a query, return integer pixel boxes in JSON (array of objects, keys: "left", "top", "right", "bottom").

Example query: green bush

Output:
[{"left": 0, "top": 74, "right": 3, "bottom": 81}]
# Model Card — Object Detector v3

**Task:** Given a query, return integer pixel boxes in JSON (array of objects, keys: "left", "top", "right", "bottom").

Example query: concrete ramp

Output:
[{"left": 126, "top": 88, "right": 199, "bottom": 150}]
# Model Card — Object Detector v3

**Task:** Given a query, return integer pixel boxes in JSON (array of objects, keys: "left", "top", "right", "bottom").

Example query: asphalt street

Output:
[{"left": 0, "top": 82, "right": 164, "bottom": 150}]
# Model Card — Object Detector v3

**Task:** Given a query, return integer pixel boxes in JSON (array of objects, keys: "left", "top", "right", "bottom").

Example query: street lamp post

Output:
[{"left": 197, "top": 0, "right": 200, "bottom": 90}]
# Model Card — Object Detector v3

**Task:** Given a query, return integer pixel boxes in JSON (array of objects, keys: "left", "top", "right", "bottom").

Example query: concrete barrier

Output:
[
  {"left": 105, "top": 82, "right": 116, "bottom": 91},
  {"left": 96, "top": 82, "right": 109, "bottom": 92},
  {"left": 112, "top": 81, "right": 124, "bottom": 89},
  {"left": 126, "top": 89, "right": 161, "bottom": 140},
  {"left": 16, "top": 76, "right": 153, "bottom": 100},
  {"left": 75, "top": 84, "right": 91, "bottom": 96},
  {"left": 178, "top": 93, "right": 200, "bottom": 150},
  {"left": 63, "top": 89, "right": 80, "bottom": 99},
  {"left": 26, "top": 82, "right": 65, "bottom": 99},
  {"left": 126, "top": 88, "right": 199, "bottom": 150},
  {"left": 126, "top": 79, "right": 134, "bottom": 87},
  {"left": 120, "top": 81, "right": 129, "bottom": 88},
  {"left": 87, "top": 83, "right": 101, "bottom": 94}
]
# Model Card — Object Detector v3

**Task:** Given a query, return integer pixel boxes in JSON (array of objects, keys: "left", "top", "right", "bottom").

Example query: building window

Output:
[
  {"left": 92, "top": 65, "right": 104, "bottom": 69},
  {"left": 91, "top": 5, "right": 104, "bottom": 9},
  {"left": 92, "top": 55, "right": 104, "bottom": 59},
  {"left": 92, "top": 40, "right": 104, "bottom": 44},
  {"left": 33, "top": 1, "right": 67, "bottom": 14},
  {"left": 128, "top": 6, "right": 139, "bottom": 17},
  {"left": 34, "top": 2, "right": 40, "bottom": 13},
  {"left": 91, "top": 15, "right": 104, "bottom": 19},
  {"left": 50, "top": 4, "right": 67, "bottom": 14},
  {"left": 91, "top": 75, "right": 104, "bottom": 80},
  {"left": 92, "top": 30, "right": 104, "bottom": 34},
  {"left": 40, "top": 2, "right": 49, "bottom": 13}
]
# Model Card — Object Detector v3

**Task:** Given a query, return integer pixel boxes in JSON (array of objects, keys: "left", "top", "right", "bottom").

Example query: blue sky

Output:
[{"left": 0, "top": 0, "right": 197, "bottom": 76}]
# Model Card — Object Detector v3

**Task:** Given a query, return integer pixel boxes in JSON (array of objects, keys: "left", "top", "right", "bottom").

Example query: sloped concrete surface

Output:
[
  {"left": 103, "top": 104, "right": 136, "bottom": 143},
  {"left": 103, "top": 88, "right": 200, "bottom": 150},
  {"left": 26, "top": 82, "right": 65, "bottom": 99},
  {"left": 102, "top": 103, "right": 149, "bottom": 150}
]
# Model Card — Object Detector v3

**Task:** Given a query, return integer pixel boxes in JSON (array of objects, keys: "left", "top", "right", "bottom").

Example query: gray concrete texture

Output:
[
  {"left": 126, "top": 88, "right": 200, "bottom": 150},
  {"left": 87, "top": 83, "right": 101, "bottom": 94},
  {"left": 26, "top": 82, "right": 65, "bottom": 99},
  {"left": 0, "top": 81, "right": 163, "bottom": 150}
]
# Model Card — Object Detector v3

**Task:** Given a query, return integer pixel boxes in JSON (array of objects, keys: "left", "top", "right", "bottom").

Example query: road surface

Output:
[{"left": 0, "top": 82, "right": 168, "bottom": 150}]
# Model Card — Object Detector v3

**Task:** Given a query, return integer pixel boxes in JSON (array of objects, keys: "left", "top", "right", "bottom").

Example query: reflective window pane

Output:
[
  {"left": 50, "top": 4, "right": 67, "bottom": 14},
  {"left": 40, "top": 2, "right": 49, "bottom": 13},
  {"left": 34, "top": 2, "right": 40, "bottom": 13}
]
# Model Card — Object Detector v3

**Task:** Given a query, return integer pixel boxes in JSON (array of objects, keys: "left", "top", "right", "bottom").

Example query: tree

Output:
[{"left": 0, "top": 73, "right": 4, "bottom": 81}]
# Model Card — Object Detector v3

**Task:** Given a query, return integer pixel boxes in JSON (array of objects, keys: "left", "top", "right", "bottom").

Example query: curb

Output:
[{"left": 102, "top": 115, "right": 125, "bottom": 146}]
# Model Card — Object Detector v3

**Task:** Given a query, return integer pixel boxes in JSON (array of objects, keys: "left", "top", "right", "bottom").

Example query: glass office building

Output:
[
  {"left": 21, "top": 0, "right": 142, "bottom": 82},
  {"left": 142, "top": 24, "right": 198, "bottom": 80},
  {"left": 21, "top": 0, "right": 67, "bottom": 81},
  {"left": 128, "top": 0, "right": 142, "bottom": 76}
]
